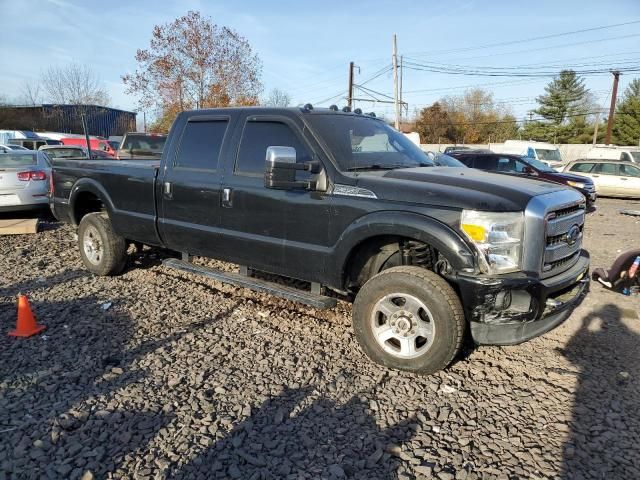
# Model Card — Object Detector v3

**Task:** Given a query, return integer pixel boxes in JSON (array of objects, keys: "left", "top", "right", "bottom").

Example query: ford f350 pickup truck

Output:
[{"left": 51, "top": 106, "right": 589, "bottom": 374}]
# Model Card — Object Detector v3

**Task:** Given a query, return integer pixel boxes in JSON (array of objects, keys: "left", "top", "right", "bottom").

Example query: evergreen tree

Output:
[
  {"left": 535, "top": 70, "right": 590, "bottom": 125},
  {"left": 613, "top": 78, "right": 640, "bottom": 145}
]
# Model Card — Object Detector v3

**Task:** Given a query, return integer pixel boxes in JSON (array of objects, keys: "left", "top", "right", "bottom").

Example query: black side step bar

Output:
[{"left": 162, "top": 258, "right": 337, "bottom": 310}]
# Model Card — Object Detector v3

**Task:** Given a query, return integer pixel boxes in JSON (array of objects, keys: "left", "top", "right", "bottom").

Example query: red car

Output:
[{"left": 61, "top": 137, "right": 116, "bottom": 157}]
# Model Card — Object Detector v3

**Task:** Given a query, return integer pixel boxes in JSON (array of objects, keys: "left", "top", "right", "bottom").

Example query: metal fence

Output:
[{"left": 0, "top": 104, "right": 136, "bottom": 138}]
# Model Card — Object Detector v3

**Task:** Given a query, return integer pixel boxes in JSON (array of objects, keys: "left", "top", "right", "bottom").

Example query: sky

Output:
[{"left": 1, "top": 0, "right": 639, "bottom": 123}]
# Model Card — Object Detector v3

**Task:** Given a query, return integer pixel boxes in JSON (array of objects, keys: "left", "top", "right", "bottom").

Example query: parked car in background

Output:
[
  {"left": 39, "top": 145, "right": 86, "bottom": 159},
  {"left": 0, "top": 144, "right": 30, "bottom": 152},
  {"left": 61, "top": 137, "right": 116, "bottom": 157},
  {"left": 8, "top": 137, "right": 61, "bottom": 150},
  {"left": 450, "top": 151, "right": 596, "bottom": 207},
  {"left": 443, "top": 145, "right": 472, "bottom": 154},
  {"left": 0, "top": 151, "right": 52, "bottom": 212},
  {"left": 117, "top": 132, "right": 167, "bottom": 159},
  {"left": 562, "top": 159, "right": 640, "bottom": 198},
  {"left": 425, "top": 151, "right": 468, "bottom": 167},
  {"left": 492, "top": 140, "right": 564, "bottom": 170},
  {"left": 585, "top": 145, "right": 640, "bottom": 163}
]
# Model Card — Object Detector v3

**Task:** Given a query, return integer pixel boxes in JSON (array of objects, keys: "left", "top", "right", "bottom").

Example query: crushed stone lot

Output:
[{"left": 1, "top": 198, "right": 639, "bottom": 480}]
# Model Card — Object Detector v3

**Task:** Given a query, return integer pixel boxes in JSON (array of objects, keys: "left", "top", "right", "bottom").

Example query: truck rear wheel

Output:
[
  {"left": 352, "top": 266, "right": 464, "bottom": 374},
  {"left": 78, "top": 212, "right": 127, "bottom": 276}
]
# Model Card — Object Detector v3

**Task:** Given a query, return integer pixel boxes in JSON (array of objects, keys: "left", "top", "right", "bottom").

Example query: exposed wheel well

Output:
[
  {"left": 73, "top": 192, "right": 106, "bottom": 225},
  {"left": 343, "top": 235, "right": 448, "bottom": 293}
]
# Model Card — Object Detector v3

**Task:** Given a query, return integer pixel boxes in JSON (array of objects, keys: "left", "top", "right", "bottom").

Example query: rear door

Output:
[
  {"left": 158, "top": 115, "right": 233, "bottom": 256},
  {"left": 617, "top": 163, "right": 640, "bottom": 197},
  {"left": 216, "top": 113, "right": 332, "bottom": 281}
]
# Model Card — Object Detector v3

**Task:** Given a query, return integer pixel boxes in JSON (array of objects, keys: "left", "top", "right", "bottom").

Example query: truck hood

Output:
[{"left": 353, "top": 167, "right": 569, "bottom": 212}]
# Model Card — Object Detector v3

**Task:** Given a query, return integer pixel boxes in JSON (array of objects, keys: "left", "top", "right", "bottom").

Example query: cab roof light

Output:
[
  {"left": 329, "top": 105, "right": 339, "bottom": 111},
  {"left": 303, "top": 103, "right": 314, "bottom": 111},
  {"left": 342, "top": 106, "right": 351, "bottom": 113},
  {"left": 367, "top": 112, "right": 377, "bottom": 118},
  {"left": 354, "top": 108, "right": 362, "bottom": 114}
]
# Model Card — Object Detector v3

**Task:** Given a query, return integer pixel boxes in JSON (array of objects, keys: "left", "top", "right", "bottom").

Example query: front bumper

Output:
[{"left": 457, "top": 250, "right": 590, "bottom": 345}]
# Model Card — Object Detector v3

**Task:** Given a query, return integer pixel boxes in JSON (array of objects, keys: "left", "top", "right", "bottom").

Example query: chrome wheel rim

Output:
[
  {"left": 83, "top": 226, "right": 103, "bottom": 265},
  {"left": 370, "top": 293, "right": 435, "bottom": 359}
]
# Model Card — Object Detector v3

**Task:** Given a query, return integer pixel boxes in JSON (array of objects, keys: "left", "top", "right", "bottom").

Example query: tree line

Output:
[{"left": 412, "top": 70, "right": 640, "bottom": 146}]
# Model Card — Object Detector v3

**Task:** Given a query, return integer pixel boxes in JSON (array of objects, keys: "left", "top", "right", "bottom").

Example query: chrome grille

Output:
[{"left": 542, "top": 202, "right": 585, "bottom": 277}]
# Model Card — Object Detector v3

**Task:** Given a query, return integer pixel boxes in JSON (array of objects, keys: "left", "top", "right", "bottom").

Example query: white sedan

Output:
[
  {"left": 0, "top": 151, "right": 52, "bottom": 212},
  {"left": 563, "top": 159, "right": 640, "bottom": 198}
]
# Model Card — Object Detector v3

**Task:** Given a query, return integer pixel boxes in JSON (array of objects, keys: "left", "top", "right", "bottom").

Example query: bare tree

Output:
[
  {"left": 21, "top": 81, "right": 43, "bottom": 105},
  {"left": 263, "top": 88, "right": 291, "bottom": 107},
  {"left": 41, "top": 63, "right": 110, "bottom": 105}
]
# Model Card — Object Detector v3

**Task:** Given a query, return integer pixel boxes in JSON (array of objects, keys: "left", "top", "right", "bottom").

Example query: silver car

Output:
[{"left": 0, "top": 151, "right": 52, "bottom": 212}]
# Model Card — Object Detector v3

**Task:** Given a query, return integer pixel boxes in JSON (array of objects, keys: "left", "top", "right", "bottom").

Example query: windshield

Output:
[
  {"left": 0, "top": 153, "right": 37, "bottom": 167},
  {"left": 523, "top": 156, "right": 555, "bottom": 172},
  {"left": 535, "top": 148, "right": 562, "bottom": 161},
  {"left": 121, "top": 134, "right": 166, "bottom": 155},
  {"left": 44, "top": 148, "right": 85, "bottom": 158},
  {"left": 306, "top": 115, "right": 433, "bottom": 171}
]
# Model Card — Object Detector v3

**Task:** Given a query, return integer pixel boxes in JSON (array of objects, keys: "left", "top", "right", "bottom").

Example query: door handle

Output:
[
  {"left": 163, "top": 182, "right": 172, "bottom": 198},
  {"left": 222, "top": 187, "right": 232, "bottom": 208},
  {"left": 591, "top": 175, "right": 599, "bottom": 178},
  {"left": 620, "top": 177, "right": 628, "bottom": 181}
]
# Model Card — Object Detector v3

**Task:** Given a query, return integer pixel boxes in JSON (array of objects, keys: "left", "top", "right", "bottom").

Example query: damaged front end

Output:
[{"left": 456, "top": 251, "right": 590, "bottom": 345}]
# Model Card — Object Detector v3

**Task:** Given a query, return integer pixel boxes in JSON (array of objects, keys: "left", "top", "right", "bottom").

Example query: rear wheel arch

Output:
[{"left": 70, "top": 180, "right": 115, "bottom": 225}]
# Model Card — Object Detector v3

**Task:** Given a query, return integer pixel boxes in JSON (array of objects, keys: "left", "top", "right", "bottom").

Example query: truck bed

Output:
[{"left": 51, "top": 159, "right": 161, "bottom": 245}]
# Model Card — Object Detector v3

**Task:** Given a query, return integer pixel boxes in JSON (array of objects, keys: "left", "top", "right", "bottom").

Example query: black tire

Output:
[
  {"left": 352, "top": 266, "right": 465, "bottom": 375},
  {"left": 77, "top": 212, "right": 127, "bottom": 276}
]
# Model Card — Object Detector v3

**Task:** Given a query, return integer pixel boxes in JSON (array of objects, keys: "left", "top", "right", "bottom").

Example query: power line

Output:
[{"left": 404, "top": 20, "right": 640, "bottom": 57}]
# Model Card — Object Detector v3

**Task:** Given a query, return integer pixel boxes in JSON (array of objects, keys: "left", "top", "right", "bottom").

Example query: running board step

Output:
[{"left": 162, "top": 258, "right": 337, "bottom": 310}]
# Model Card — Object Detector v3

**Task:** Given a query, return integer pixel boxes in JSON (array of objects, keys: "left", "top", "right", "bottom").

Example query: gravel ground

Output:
[{"left": 1, "top": 198, "right": 639, "bottom": 480}]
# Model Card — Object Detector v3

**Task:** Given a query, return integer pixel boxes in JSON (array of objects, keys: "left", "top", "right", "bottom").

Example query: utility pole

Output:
[
  {"left": 347, "top": 61, "right": 355, "bottom": 109},
  {"left": 605, "top": 71, "right": 620, "bottom": 145},
  {"left": 392, "top": 34, "right": 400, "bottom": 130},
  {"left": 399, "top": 55, "right": 404, "bottom": 120}
]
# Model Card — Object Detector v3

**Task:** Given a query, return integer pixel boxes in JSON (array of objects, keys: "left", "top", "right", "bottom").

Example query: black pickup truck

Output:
[{"left": 51, "top": 106, "right": 589, "bottom": 374}]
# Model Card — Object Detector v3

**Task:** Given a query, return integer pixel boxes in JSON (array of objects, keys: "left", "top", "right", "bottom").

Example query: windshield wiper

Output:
[{"left": 346, "top": 163, "right": 420, "bottom": 172}]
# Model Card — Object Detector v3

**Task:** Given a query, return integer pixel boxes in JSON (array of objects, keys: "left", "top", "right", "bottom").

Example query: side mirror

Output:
[
  {"left": 522, "top": 166, "right": 536, "bottom": 175},
  {"left": 264, "top": 146, "right": 320, "bottom": 190}
]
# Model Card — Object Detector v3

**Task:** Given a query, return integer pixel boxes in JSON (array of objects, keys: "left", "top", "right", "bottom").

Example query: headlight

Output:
[
  {"left": 461, "top": 210, "right": 524, "bottom": 274},
  {"left": 566, "top": 180, "right": 585, "bottom": 189}
]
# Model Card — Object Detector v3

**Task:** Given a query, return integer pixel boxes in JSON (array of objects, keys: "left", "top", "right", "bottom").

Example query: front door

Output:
[
  {"left": 158, "top": 115, "right": 233, "bottom": 256},
  {"left": 617, "top": 163, "right": 640, "bottom": 197},
  {"left": 216, "top": 115, "right": 332, "bottom": 282}
]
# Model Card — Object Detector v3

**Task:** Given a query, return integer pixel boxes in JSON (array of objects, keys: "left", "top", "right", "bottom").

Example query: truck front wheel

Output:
[
  {"left": 78, "top": 213, "right": 127, "bottom": 276},
  {"left": 352, "top": 266, "right": 464, "bottom": 374}
]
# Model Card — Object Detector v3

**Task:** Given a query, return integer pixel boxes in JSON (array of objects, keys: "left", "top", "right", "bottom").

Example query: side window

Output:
[
  {"left": 594, "top": 163, "right": 618, "bottom": 176},
  {"left": 620, "top": 164, "right": 640, "bottom": 177},
  {"left": 175, "top": 120, "right": 228, "bottom": 170},
  {"left": 570, "top": 163, "right": 594, "bottom": 173},
  {"left": 496, "top": 156, "right": 516, "bottom": 172},
  {"left": 235, "top": 121, "right": 311, "bottom": 175},
  {"left": 621, "top": 152, "right": 632, "bottom": 162}
]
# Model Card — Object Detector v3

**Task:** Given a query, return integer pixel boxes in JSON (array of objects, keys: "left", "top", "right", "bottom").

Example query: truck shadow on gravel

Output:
[
  {"left": 171, "top": 386, "right": 418, "bottom": 480},
  {"left": 560, "top": 304, "right": 640, "bottom": 479},
  {"left": 0, "top": 295, "right": 241, "bottom": 479}
]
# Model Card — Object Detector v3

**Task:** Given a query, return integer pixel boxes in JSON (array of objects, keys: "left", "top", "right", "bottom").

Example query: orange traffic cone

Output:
[{"left": 8, "top": 295, "right": 46, "bottom": 337}]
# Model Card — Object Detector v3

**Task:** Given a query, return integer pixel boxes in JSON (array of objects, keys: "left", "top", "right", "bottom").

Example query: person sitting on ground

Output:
[{"left": 592, "top": 248, "right": 640, "bottom": 290}]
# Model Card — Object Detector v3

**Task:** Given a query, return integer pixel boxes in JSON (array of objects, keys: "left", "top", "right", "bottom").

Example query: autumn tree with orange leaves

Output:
[{"left": 123, "top": 11, "right": 262, "bottom": 132}]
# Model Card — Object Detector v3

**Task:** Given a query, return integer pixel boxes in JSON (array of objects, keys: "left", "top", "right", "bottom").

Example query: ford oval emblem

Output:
[{"left": 566, "top": 225, "right": 580, "bottom": 246}]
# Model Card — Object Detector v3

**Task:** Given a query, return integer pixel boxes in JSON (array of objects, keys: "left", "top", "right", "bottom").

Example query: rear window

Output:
[
  {"left": 44, "top": 148, "right": 84, "bottom": 158},
  {"left": 569, "top": 163, "right": 594, "bottom": 173},
  {"left": 121, "top": 134, "right": 166, "bottom": 155},
  {"left": 0, "top": 154, "right": 37, "bottom": 167}
]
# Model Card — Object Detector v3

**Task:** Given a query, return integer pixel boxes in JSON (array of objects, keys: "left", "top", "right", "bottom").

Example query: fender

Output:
[
  {"left": 69, "top": 177, "right": 117, "bottom": 225},
  {"left": 329, "top": 210, "right": 476, "bottom": 287}
]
